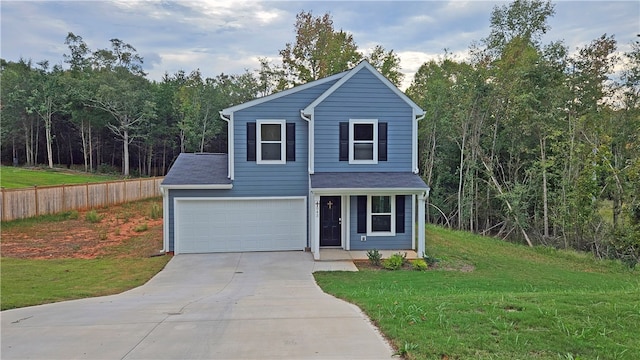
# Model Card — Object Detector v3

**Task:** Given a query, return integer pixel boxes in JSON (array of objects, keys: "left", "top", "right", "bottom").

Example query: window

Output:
[
  {"left": 349, "top": 120, "right": 377, "bottom": 163},
  {"left": 339, "top": 120, "right": 387, "bottom": 163},
  {"left": 368, "top": 195, "right": 395, "bottom": 235},
  {"left": 257, "top": 120, "right": 285, "bottom": 164}
]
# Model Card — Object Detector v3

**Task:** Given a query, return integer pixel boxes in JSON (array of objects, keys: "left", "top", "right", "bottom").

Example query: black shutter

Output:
[
  {"left": 378, "top": 122, "right": 387, "bottom": 161},
  {"left": 396, "top": 195, "right": 405, "bottom": 233},
  {"left": 247, "top": 122, "right": 256, "bottom": 161},
  {"left": 357, "top": 196, "right": 367, "bottom": 233},
  {"left": 339, "top": 122, "right": 349, "bottom": 161},
  {"left": 286, "top": 123, "right": 295, "bottom": 161}
]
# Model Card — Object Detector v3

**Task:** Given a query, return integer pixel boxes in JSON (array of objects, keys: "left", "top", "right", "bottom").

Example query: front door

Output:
[{"left": 320, "top": 196, "right": 341, "bottom": 246}]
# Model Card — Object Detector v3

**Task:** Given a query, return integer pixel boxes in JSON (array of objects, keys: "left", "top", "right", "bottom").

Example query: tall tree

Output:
[
  {"left": 280, "top": 11, "right": 361, "bottom": 85},
  {"left": 366, "top": 45, "right": 404, "bottom": 87}
]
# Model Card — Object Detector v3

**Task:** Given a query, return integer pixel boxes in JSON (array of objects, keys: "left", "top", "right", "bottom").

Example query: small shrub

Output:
[
  {"left": 423, "top": 253, "right": 440, "bottom": 267},
  {"left": 366, "top": 249, "right": 382, "bottom": 266},
  {"left": 134, "top": 223, "right": 148, "bottom": 232},
  {"left": 150, "top": 203, "right": 162, "bottom": 220},
  {"left": 411, "top": 259, "right": 428, "bottom": 271},
  {"left": 66, "top": 210, "right": 79, "bottom": 220},
  {"left": 383, "top": 252, "right": 406, "bottom": 270},
  {"left": 85, "top": 210, "right": 102, "bottom": 223}
]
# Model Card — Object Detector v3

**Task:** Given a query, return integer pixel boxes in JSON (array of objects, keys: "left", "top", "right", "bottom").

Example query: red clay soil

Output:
[{"left": 1, "top": 204, "right": 163, "bottom": 259}]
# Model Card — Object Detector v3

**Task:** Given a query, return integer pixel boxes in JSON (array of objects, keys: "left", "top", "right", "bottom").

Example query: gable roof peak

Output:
[{"left": 303, "top": 60, "right": 424, "bottom": 116}]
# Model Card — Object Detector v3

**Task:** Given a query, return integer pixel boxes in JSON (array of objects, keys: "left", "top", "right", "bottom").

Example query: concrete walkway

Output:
[{"left": 1, "top": 252, "right": 394, "bottom": 359}]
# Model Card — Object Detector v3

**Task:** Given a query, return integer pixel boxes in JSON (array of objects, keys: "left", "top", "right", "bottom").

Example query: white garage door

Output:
[{"left": 174, "top": 197, "right": 306, "bottom": 254}]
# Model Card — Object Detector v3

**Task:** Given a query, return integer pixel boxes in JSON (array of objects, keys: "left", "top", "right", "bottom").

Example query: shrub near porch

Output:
[{"left": 314, "top": 226, "right": 640, "bottom": 360}]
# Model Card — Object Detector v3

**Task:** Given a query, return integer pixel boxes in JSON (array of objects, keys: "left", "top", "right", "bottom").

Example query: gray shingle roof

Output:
[
  {"left": 310, "top": 172, "right": 429, "bottom": 191},
  {"left": 161, "top": 153, "right": 231, "bottom": 185}
]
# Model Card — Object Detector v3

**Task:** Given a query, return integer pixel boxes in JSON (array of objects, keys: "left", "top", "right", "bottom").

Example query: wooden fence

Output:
[{"left": 0, "top": 177, "right": 164, "bottom": 222}]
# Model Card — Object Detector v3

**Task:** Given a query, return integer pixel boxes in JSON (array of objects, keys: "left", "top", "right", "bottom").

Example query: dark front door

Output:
[{"left": 320, "top": 196, "right": 341, "bottom": 246}]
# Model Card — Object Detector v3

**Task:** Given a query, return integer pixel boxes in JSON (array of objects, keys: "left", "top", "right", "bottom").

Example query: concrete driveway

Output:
[{"left": 1, "top": 252, "right": 394, "bottom": 359}]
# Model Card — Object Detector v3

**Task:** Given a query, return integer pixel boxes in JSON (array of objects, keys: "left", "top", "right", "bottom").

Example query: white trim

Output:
[
  {"left": 349, "top": 119, "right": 378, "bottom": 164},
  {"left": 300, "top": 110, "right": 315, "bottom": 174},
  {"left": 229, "top": 113, "right": 235, "bottom": 179},
  {"left": 418, "top": 192, "right": 426, "bottom": 257},
  {"left": 312, "top": 194, "right": 321, "bottom": 259},
  {"left": 343, "top": 195, "right": 350, "bottom": 251},
  {"left": 367, "top": 195, "right": 396, "bottom": 236},
  {"left": 256, "top": 119, "right": 286, "bottom": 164},
  {"left": 311, "top": 188, "right": 427, "bottom": 195},
  {"left": 221, "top": 72, "right": 347, "bottom": 116},
  {"left": 160, "top": 184, "right": 233, "bottom": 190},
  {"left": 302, "top": 61, "right": 424, "bottom": 116},
  {"left": 162, "top": 189, "right": 169, "bottom": 252},
  {"left": 412, "top": 109, "right": 419, "bottom": 174},
  {"left": 411, "top": 194, "right": 416, "bottom": 252}
]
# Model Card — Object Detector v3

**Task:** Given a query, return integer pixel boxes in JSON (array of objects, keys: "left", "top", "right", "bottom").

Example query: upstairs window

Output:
[
  {"left": 339, "top": 120, "right": 387, "bottom": 163},
  {"left": 247, "top": 120, "right": 295, "bottom": 164},
  {"left": 258, "top": 120, "right": 285, "bottom": 163},
  {"left": 352, "top": 122, "right": 375, "bottom": 161}
]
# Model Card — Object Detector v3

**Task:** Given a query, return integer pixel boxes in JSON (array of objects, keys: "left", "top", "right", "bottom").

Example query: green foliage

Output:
[
  {"left": 393, "top": 342, "right": 418, "bottom": 357},
  {"left": 410, "top": 259, "right": 428, "bottom": 271},
  {"left": 366, "top": 249, "right": 382, "bottom": 266},
  {"left": 149, "top": 203, "right": 162, "bottom": 220},
  {"left": 85, "top": 210, "right": 102, "bottom": 223},
  {"left": 382, "top": 252, "right": 406, "bottom": 270},
  {"left": 2, "top": 210, "right": 79, "bottom": 230},
  {"left": 315, "top": 226, "right": 639, "bottom": 359}
]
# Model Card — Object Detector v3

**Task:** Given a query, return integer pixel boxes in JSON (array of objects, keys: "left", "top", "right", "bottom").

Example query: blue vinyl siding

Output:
[
  {"left": 348, "top": 195, "right": 412, "bottom": 250},
  {"left": 232, "top": 80, "right": 337, "bottom": 194},
  {"left": 314, "top": 68, "right": 414, "bottom": 172}
]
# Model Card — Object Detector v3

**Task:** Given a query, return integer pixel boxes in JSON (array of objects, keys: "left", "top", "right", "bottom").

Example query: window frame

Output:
[
  {"left": 256, "top": 119, "right": 286, "bottom": 164},
  {"left": 367, "top": 194, "right": 395, "bottom": 236},
  {"left": 349, "top": 119, "right": 378, "bottom": 164}
]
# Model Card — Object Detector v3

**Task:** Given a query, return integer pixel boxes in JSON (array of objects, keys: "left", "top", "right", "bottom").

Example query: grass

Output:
[
  {"left": 314, "top": 226, "right": 640, "bottom": 360},
  {"left": 0, "top": 257, "right": 169, "bottom": 310},
  {"left": 0, "top": 165, "right": 119, "bottom": 189},
  {"left": 1, "top": 198, "right": 169, "bottom": 310}
]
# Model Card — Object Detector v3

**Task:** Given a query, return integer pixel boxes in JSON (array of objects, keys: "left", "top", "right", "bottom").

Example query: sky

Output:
[{"left": 1, "top": 1, "right": 638, "bottom": 90}]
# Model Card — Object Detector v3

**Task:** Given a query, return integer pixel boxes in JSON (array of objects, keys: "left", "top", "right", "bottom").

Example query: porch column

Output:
[
  {"left": 313, "top": 194, "right": 321, "bottom": 260},
  {"left": 417, "top": 192, "right": 426, "bottom": 257}
]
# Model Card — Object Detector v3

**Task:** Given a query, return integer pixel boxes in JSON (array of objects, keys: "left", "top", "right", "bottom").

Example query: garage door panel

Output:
[{"left": 175, "top": 198, "right": 306, "bottom": 254}]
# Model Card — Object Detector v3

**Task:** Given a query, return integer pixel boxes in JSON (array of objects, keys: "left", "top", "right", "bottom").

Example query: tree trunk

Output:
[
  {"left": 81, "top": 120, "right": 89, "bottom": 172},
  {"left": 123, "top": 130, "right": 130, "bottom": 176},
  {"left": 457, "top": 122, "right": 467, "bottom": 230},
  {"left": 540, "top": 136, "right": 549, "bottom": 238},
  {"left": 44, "top": 97, "right": 54, "bottom": 168},
  {"left": 480, "top": 156, "right": 534, "bottom": 247}
]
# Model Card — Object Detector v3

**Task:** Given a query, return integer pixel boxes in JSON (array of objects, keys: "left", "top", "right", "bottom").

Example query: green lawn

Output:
[
  {"left": 0, "top": 257, "right": 169, "bottom": 310},
  {"left": 0, "top": 166, "right": 120, "bottom": 189},
  {"left": 314, "top": 226, "right": 640, "bottom": 360}
]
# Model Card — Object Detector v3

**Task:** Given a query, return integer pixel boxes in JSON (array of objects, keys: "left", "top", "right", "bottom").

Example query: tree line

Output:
[
  {"left": 1, "top": 1, "right": 638, "bottom": 263},
  {"left": 406, "top": 1, "right": 639, "bottom": 264}
]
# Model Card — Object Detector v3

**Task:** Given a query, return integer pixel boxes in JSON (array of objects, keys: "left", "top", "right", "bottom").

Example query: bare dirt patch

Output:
[{"left": 1, "top": 200, "right": 163, "bottom": 259}]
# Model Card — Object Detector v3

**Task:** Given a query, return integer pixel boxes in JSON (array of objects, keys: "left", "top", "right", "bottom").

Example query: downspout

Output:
[
  {"left": 219, "top": 112, "right": 233, "bottom": 180},
  {"left": 413, "top": 112, "right": 426, "bottom": 174},
  {"left": 300, "top": 110, "right": 314, "bottom": 251},
  {"left": 159, "top": 186, "right": 167, "bottom": 253},
  {"left": 300, "top": 110, "right": 314, "bottom": 174}
]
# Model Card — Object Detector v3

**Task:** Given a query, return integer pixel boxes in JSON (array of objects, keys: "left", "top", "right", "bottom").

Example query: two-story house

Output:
[{"left": 160, "top": 61, "right": 430, "bottom": 260}]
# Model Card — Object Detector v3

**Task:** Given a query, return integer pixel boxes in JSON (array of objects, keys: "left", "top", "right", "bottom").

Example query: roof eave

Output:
[{"left": 160, "top": 184, "right": 233, "bottom": 190}]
